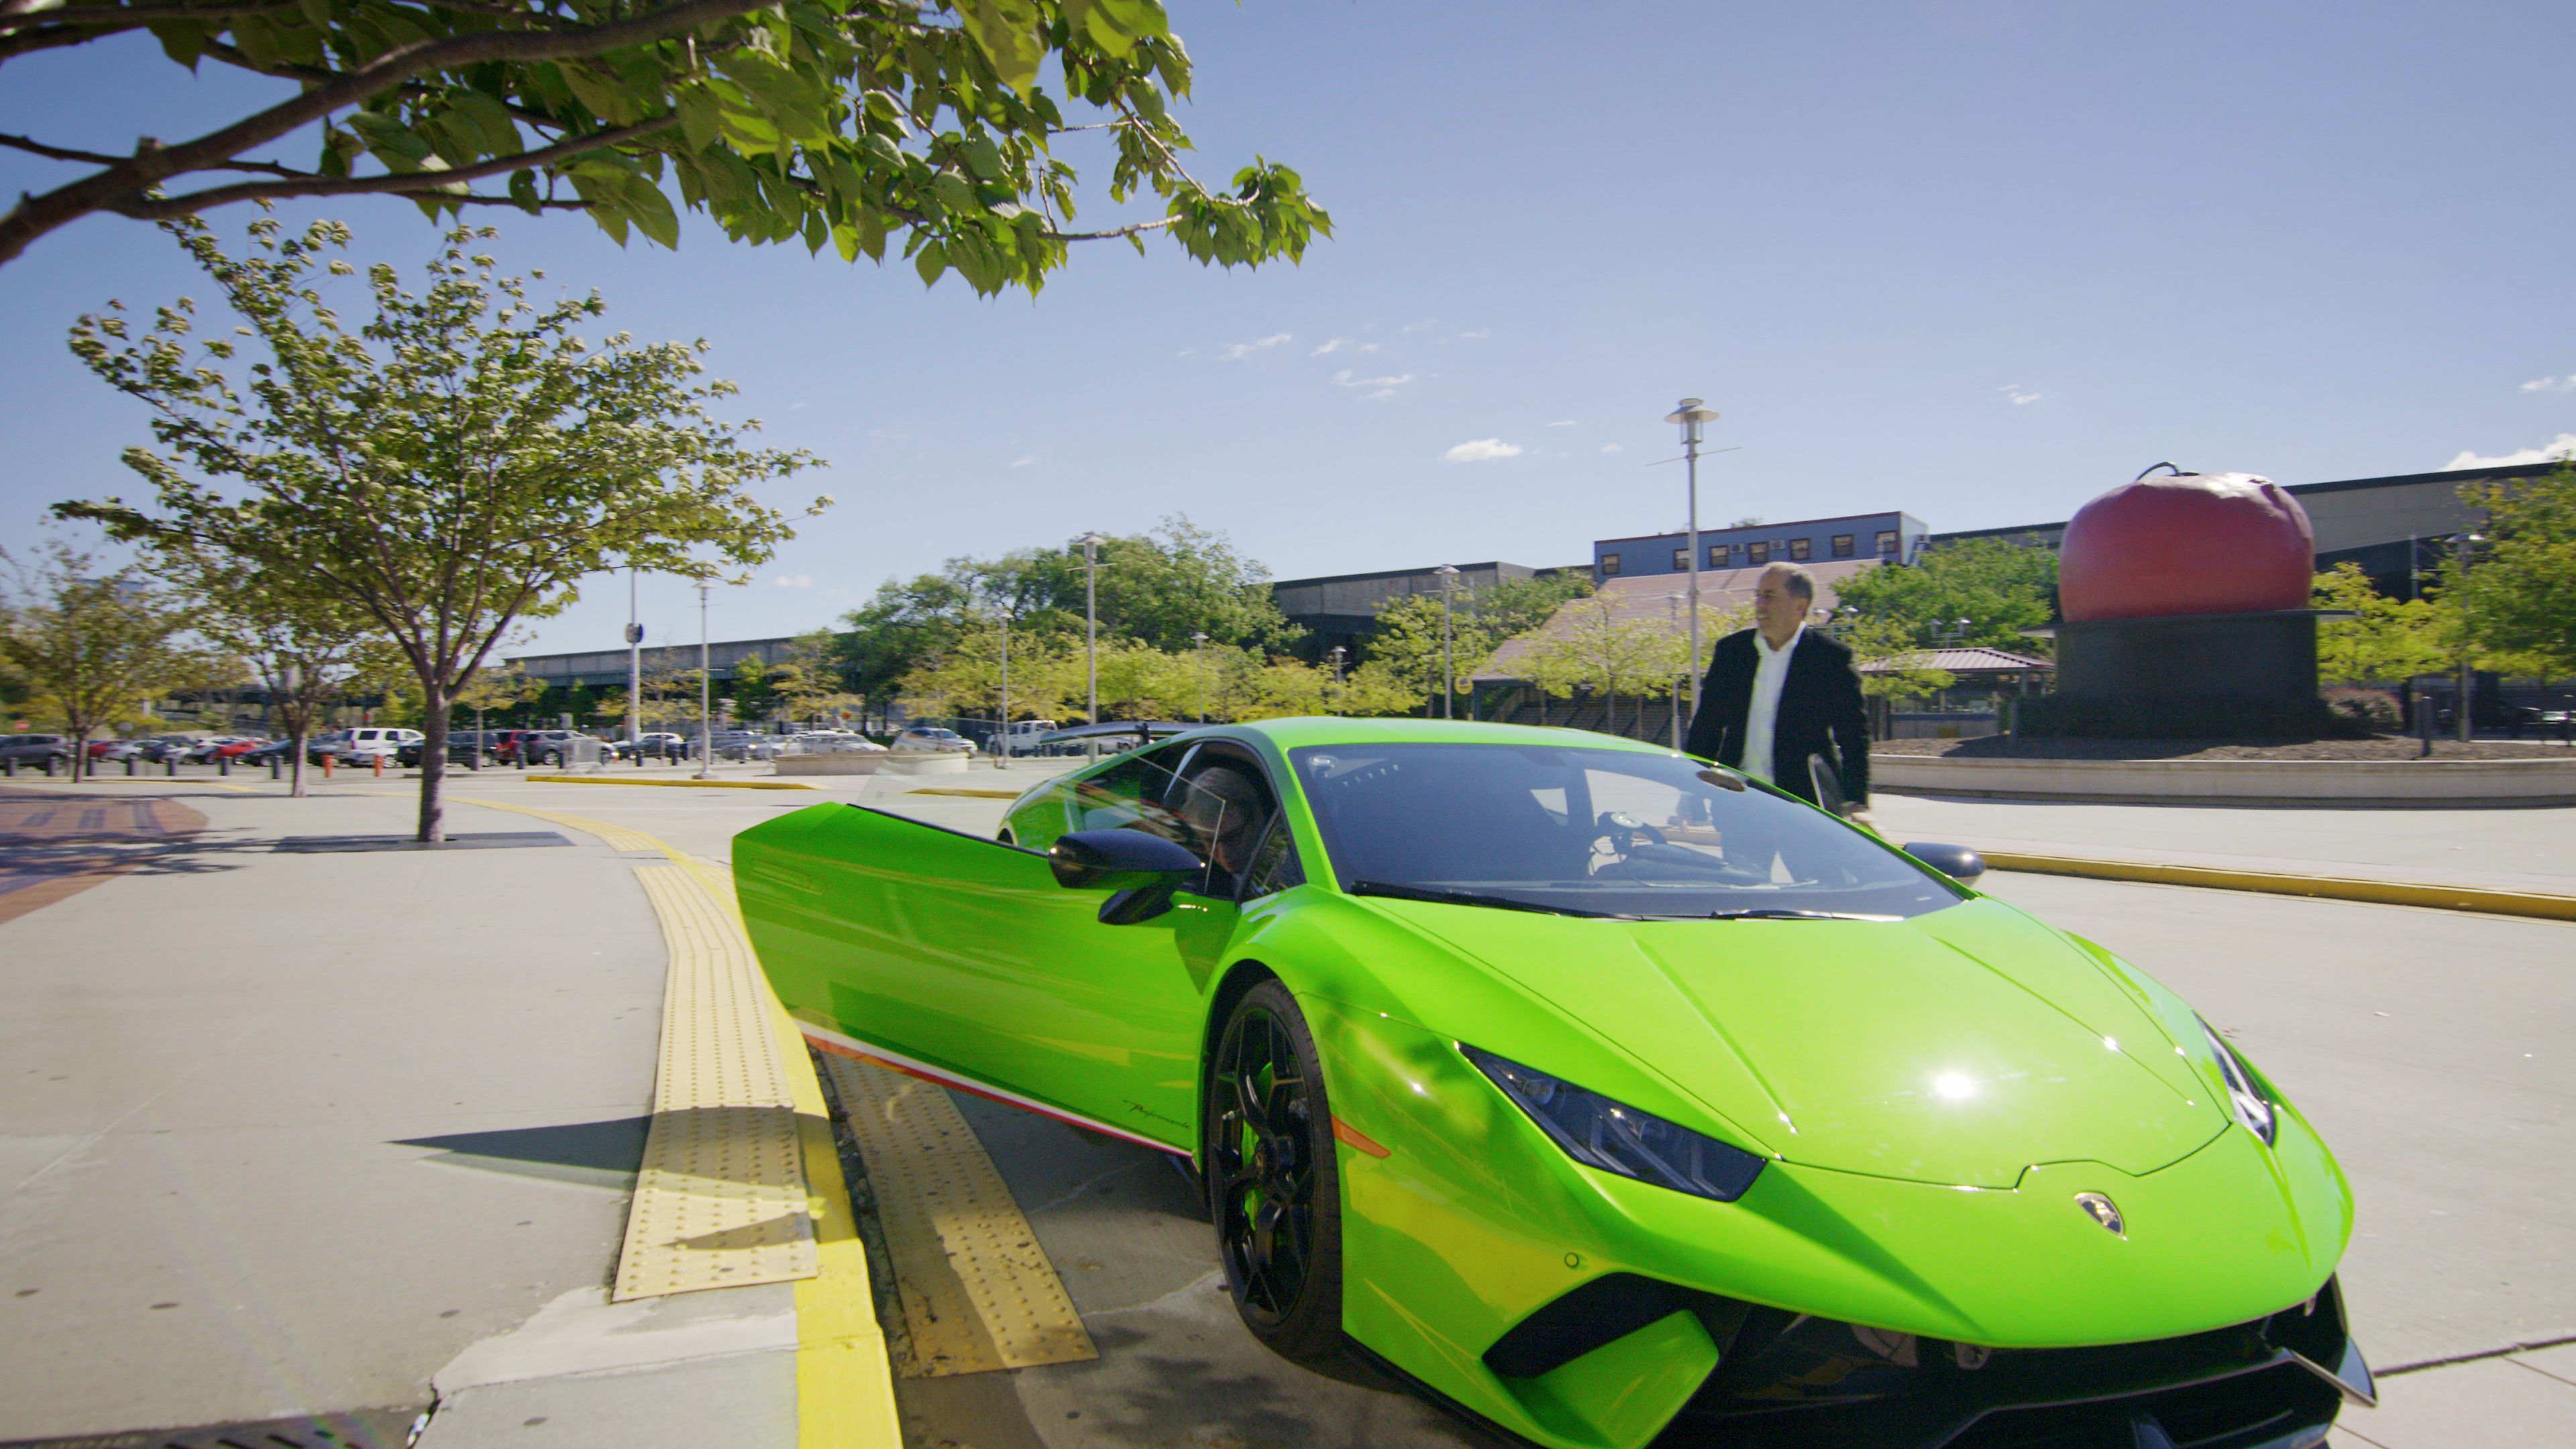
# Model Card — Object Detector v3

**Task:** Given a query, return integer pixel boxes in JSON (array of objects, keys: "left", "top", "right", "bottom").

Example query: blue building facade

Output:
[{"left": 1591, "top": 511, "right": 1929, "bottom": 582}]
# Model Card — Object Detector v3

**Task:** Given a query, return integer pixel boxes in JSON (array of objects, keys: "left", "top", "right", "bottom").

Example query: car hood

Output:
[{"left": 1370, "top": 897, "right": 2226, "bottom": 1189}]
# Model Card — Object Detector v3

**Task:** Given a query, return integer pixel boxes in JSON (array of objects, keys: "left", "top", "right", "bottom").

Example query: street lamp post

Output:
[
  {"left": 625, "top": 567, "right": 643, "bottom": 751},
  {"left": 694, "top": 578, "right": 713, "bottom": 779},
  {"left": 2453, "top": 531, "right": 2485, "bottom": 743},
  {"left": 1076, "top": 532, "right": 1106, "bottom": 729},
  {"left": 1327, "top": 644, "right": 1346, "bottom": 712},
  {"left": 1663, "top": 397, "right": 1721, "bottom": 727},
  {"left": 996, "top": 604, "right": 1010, "bottom": 770},
  {"left": 1434, "top": 565, "right": 1460, "bottom": 719},
  {"left": 1192, "top": 631, "right": 1210, "bottom": 722},
  {"left": 1664, "top": 592, "right": 1685, "bottom": 746}
]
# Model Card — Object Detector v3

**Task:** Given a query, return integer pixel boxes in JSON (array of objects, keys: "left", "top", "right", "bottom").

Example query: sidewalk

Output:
[{"left": 0, "top": 781, "right": 826, "bottom": 1446}]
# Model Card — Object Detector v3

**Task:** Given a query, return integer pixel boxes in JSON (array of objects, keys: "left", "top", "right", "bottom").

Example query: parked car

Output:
[
  {"left": 85, "top": 739, "right": 143, "bottom": 761},
  {"left": 631, "top": 731, "right": 689, "bottom": 760},
  {"left": 395, "top": 734, "right": 487, "bottom": 767},
  {"left": 181, "top": 735, "right": 260, "bottom": 763},
  {"left": 135, "top": 735, "right": 197, "bottom": 763},
  {"left": 788, "top": 731, "right": 885, "bottom": 754},
  {"left": 327, "top": 727, "right": 423, "bottom": 765},
  {"left": 892, "top": 726, "right": 975, "bottom": 755},
  {"left": 513, "top": 730, "right": 614, "bottom": 767},
  {"left": 0, "top": 734, "right": 74, "bottom": 768},
  {"left": 237, "top": 738, "right": 326, "bottom": 767},
  {"left": 696, "top": 730, "right": 786, "bottom": 761},
  {"left": 998, "top": 719, "right": 1062, "bottom": 756}
]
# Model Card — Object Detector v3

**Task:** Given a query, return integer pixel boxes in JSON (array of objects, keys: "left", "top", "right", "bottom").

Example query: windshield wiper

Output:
[
  {"left": 1346, "top": 880, "right": 1638, "bottom": 920},
  {"left": 1687, "top": 908, "right": 1904, "bottom": 922}
]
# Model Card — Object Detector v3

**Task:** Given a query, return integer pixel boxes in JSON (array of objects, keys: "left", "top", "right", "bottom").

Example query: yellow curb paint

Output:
[
  {"left": 523, "top": 774, "right": 818, "bottom": 791},
  {"left": 1979, "top": 851, "right": 2576, "bottom": 923},
  {"left": 905, "top": 787, "right": 1026, "bottom": 800},
  {"left": 819, "top": 1052, "right": 1097, "bottom": 1377},
  {"left": 444, "top": 797, "right": 902, "bottom": 1444}
]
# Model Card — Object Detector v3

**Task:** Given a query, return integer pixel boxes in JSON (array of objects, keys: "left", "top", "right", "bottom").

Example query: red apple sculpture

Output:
[{"left": 2057, "top": 468, "right": 2315, "bottom": 622}]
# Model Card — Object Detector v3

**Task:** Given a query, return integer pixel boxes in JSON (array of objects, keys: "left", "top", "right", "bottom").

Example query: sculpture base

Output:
[{"left": 2053, "top": 610, "right": 2320, "bottom": 704}]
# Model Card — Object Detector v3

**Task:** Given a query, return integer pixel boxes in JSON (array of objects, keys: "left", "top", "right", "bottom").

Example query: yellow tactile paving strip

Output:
[
  {"left": 615, "top": 865, "right": 817, "bottom": 1299},
  {"left": 820, "top": 1052, "right": 1097, "bottom": 1377}
]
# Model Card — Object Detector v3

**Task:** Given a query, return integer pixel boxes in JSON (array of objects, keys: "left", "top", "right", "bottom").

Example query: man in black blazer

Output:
[{"left": 1681, "top": 564, "right": 1872, "bottom": 814}]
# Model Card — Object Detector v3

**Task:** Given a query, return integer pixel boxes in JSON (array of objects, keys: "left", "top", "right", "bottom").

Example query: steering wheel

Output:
[{"left": 1593, "top": 810, "right": 1668, "bottom": 851}]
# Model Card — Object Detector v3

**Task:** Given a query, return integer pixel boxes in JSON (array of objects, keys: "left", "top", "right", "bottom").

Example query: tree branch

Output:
[
  {"left": 115, "top": 115, "right": 672, "bottom": 217},
  {"left": 0, "top": 0, "right": 771, "bottom": 265},
  {"left": 0, "top": 129, "right": 309, "bottom": 178}
]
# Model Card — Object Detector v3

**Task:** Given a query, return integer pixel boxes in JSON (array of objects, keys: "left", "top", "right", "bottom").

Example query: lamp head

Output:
[{"left": 1664, "top": 396, "right": 1720, "bottom": 443}]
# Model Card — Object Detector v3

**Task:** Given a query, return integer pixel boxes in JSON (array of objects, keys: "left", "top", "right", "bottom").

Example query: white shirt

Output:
[{"left": 1739, "top": 623, "right": 1805, "bottom": 784}]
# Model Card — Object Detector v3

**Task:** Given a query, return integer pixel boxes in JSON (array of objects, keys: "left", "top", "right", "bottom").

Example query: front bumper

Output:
[{"left": 1308, "top": 1004, "right": 2360, "bottom": 1449}]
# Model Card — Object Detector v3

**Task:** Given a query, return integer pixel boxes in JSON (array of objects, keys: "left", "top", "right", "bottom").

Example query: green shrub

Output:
[{"left": 2322, "top": 687, "right": 2402, "bottom": 731}]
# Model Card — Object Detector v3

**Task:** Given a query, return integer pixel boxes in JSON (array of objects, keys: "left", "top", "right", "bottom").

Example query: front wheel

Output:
[{"left": 1206, "top": 980, "right": 1345, "bottom": 1362}]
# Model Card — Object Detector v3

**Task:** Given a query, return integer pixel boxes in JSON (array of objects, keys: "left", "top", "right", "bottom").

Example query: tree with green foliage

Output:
[
  {"left": 0, "top": 533, "right": 204, "bottom": 777},
  {"left": 2310, "top": 563, "right": 2447, "bottom": 685},
  {"left": 1832, "top": 615, "right": 1957, "bottom": 708},
  {"left": 0, "top": 0, "right": 1330, "bottom": 282},
  {"left": 1518, "top": 594, "right": 1690, "bottom": 736},
  {"left": 1363, "top": 572, "right": 1595, "bottom": 716},
  {"left": 2456, "top": 466, "right": 2576, "bottom": 679},
  {"left": 1829, "top": 538, "right": 2059, "bottom": 653},
  {"left": 60, "top": 217, "right": 822, "bottom": 840}
]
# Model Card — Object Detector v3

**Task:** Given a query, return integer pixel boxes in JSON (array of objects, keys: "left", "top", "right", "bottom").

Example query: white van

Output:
[
  {"left": 1000, "top": 720, "right": 1061, "bottom": 756},
  {"left": 335, "top": 727, "right": 423, "bottom": 763}
]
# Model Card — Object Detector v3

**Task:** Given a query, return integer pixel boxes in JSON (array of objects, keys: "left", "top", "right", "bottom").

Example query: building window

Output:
[
  {"left": 1788, "top": 538, "right": 1812, "bottom": 562},
  {"left": 1708, "top": 543, "right": 1731, "bottom": 568},
  {"left": 1831, "top": 534, "right": 1855, "bottom": 559},
  {"left": 1601, "top": 553, "right": 1623, "bottom": 576},
  {"left": 1672, "top": 547, "right": 1688, "bottom": 572},
  {"left": 1747, "top": 541, "right": 1770, "bottom": 566},
  {"left": 1876, "top": 530, "right": 1898, "bottom": 556}
]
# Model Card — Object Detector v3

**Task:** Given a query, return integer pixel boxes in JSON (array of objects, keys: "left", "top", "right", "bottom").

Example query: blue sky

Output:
[{"left": 5, "top": 1, "right": 2573, "bottom": 655}]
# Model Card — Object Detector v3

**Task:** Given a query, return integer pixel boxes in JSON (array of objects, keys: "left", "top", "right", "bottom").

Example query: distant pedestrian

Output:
[{"left": 1682, "top": 563, "right": 1871, "bottom": 818}]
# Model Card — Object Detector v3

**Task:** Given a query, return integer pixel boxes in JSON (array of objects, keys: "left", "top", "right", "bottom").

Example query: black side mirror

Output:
[
  {"left": 1902, "top": 841, "right": 1986, "bottom": 886},
  {"left": 1050, "top": 829, "right": 1204, "bottom": 924}
]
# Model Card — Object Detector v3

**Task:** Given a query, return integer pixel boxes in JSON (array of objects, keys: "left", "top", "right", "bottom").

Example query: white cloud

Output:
[
  {"left": 788, "top": 400, "right": 812, "bottom": 411},
  {"left": 2520, "top": 374, "right": 2576, "bottom": 393},
  {"left": 1456, "top": 328, "right": 1492, "bottom": 340},
  {"left": 1218, "top": 332, "right": 1292, "bottom": 360},
  {"left": 1546, "top": 419, "right": 1576, "bottom": 427},
  {"left": 1175, "top": 347, "right": 1195, "bottom": 358},
  {"left": 1998, "top": 383, "right": 2044, "bottom": 405},
  {"left": 1357, "top": 341, "right": 1380, "bottom": 354},
  {"left": 1442, "top": 438, "right": 1523, "bottom": 464},
  {"left": 1332, "top": 368, "right": 1415, "bottom": 391},
  {"left": 1401, "top": 319, "right": 1436, "bottom": 333},
  {"left": 1601, "top": 443, "right": 1622, "bottom": 454},
  {"left": 1361, "top": 388, "right": 1397, "bottom": 402},
  {"left": 1010, "top": 453, "right": 1038, "bottom": 468},
  {"left": 1311, "top": 338, "right": 1348, "bottom": 356},
  {"left": 2444, "top": 433, "right": 2576, "bottom": 470},
  {"left": 773, "top": 574, "right": 813, "bottom": 589}
]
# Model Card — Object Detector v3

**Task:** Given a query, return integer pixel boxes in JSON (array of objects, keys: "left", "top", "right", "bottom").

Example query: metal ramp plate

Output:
[{"left": 819, "top": 1052, "right": 1097, "bottom": 1376}]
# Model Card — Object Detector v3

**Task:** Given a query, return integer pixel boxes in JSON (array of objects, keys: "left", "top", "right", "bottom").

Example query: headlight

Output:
[
  {"left": 1461, "top": 1044, "right": 1767, "bottom": 1201},
  {"left": 2199, "top": 1018, "right": 2276, "bottom": 1146}
]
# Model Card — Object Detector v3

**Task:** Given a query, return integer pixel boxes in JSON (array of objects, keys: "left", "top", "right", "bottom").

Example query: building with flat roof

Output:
[
  {"left": 1591, "top": 511, "right": 1930, "bottom": 584},
  {"left": 1927, "top": 462, "right": 2560, "bottom": 597},
  {"left": 1269, "top": 560, "right": 1583, "bottom": 661},
  {"left": 506, "top": 636, "right": 798, "bottom": 688}
]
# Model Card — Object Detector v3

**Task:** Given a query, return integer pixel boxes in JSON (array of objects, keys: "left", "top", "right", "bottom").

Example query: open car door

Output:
[{"left": 735, "top": 803, "right": 1226, "bottom": 1152}]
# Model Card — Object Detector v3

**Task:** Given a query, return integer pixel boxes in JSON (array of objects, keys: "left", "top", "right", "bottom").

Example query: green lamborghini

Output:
[{"left": 735, "top": 718, "right": 2371, "bottom": 1448}]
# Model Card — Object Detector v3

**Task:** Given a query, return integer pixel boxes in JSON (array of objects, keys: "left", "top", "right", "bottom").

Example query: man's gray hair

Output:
[{"left": 1761, "top": 561, "right": 1817, "bottom": 604}]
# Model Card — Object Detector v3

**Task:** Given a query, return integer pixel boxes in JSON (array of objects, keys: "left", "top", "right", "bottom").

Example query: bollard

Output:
[
  {"left": 372, "top": 753, "right": 383, "bottom": 778},
  {"left": 44, "top": 755, "right": 56, "bottom": 777},
  {"left": 166, "top": 756, "right": 176, "bottom": 777},
  {"left": 218, "top": 754, "right": 230, "bottom": 777},
  {"left": 3, "top": 757, "right": 12, "bottom": 777},
  {"left": 125, "top": 757, "right": 136, "bottom": 777},
  {"left": 322, "top": 753, "right": 333, "bottom": 780},
  {"left": 271, "top": 756, "right": 282, "bottom": 780}
]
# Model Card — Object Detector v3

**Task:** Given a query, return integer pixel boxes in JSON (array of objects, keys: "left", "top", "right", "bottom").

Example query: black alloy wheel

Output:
[{"left": 1207, "top": 979, "right": 1344, "bottom": 1360}]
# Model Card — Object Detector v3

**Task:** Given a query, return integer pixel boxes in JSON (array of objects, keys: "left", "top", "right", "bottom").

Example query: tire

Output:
[{"left": 1206, "top": 979, "right": 1345, "bottom": 1362}]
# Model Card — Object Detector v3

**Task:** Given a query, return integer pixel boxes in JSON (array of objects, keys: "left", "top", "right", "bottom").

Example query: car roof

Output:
[{"left": 1208, "top": 716, "right": 1684, "bottom": 756}]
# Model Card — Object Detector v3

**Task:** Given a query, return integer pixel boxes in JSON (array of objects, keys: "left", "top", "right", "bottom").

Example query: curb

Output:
[
  {"left": 904, "top": 786, "right": 1026, "bottom": 800},
  {"left": 522, "top": 773, "right": 818, "bottom": 790},
  {"left": 1980, "top": 850, "right": 2576, "bottom": 923}
]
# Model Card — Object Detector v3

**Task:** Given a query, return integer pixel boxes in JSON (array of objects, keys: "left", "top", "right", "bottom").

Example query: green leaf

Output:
[
  {"left": 447, "top": 91, "right": 525, "bottom": 159},
  {"left": 929, "top": 170, "right": 974, "bottom": 214},
  {"left": 675, "top": 85, "right": 726, "bottom": 154},
  {"left": 959, "top": 0, "right": 1045, "bottom": 93},
  {"left": 146, "top": 19, "right": 211, "bottom": 69},
  {"left": 508, "top": 169, "right": 543, "bottom": 215},
  {"left": 1066, "top": 0, "right": 1169, "bottom": 60},
  {"left": 914, "top": 239, "right": 947, "bottom": 286}
]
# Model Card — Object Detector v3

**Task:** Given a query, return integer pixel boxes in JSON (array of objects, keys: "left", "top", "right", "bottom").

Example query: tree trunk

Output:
[
  {"left": 290, "top": 727, "right": 307, "bottom": 798},
  {"left": 417, "top": 694, "right": 449, "bottom": 843},
  {"left": 69, "top": 729, "right": 89, "bottom": 782}
]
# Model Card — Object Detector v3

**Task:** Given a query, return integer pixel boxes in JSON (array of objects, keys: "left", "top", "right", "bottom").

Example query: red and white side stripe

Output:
[{"left": 797, "top": 1018, "right": 1191, "bottom": 1157}]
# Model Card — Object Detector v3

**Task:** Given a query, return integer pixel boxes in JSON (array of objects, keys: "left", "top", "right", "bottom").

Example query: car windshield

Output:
[{"left": 1289, "top": 742, "right": 1960, "bottom": 920}]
